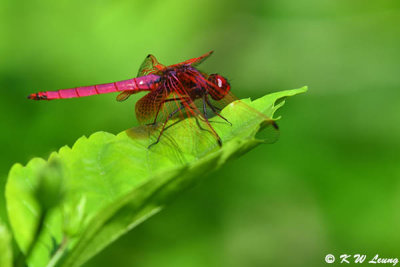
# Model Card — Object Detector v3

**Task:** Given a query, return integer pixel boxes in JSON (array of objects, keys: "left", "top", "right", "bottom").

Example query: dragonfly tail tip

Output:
[{"left": 27, "top": 92, "right": 48, "bottom": 100}]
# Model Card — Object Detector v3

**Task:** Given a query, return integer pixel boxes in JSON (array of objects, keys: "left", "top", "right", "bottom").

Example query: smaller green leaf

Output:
[{"left": 0, "top": 221, "right": 13, "bottom": 267}]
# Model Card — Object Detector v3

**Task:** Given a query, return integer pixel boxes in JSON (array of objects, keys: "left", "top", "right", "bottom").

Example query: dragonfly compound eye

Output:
[{"left": 208, "top": 74, "right": 231, "bottom": 100}]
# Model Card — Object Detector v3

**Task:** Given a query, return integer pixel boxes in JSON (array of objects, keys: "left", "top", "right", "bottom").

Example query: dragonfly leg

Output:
[
  {"left": 148, "top": 104, "right": 186, "bottom": 149},
  {"left": 204, "top": 95, "right": 232, "bottom": 126},
  {"left": 209, "top": 105, "right": 221, "bottom": 111},
  {"left": 201, "top": 95, "right": 222, "bottom": 147},
  {"left": 147, "top": 97, "right": 190, "bottom": 126},
  {"left": 194, "top": 116, "right": 213, "bottom": 133}
]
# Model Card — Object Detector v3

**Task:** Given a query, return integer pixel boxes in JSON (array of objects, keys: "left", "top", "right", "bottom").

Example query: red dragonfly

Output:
[{"left": 28, "top": 51, "right": 277, "bottom": 147}]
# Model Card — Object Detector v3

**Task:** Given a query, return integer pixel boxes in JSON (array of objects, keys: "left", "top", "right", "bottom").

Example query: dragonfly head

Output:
[{"left": 207, "top": 74, "right": 231, "bottom": 100}]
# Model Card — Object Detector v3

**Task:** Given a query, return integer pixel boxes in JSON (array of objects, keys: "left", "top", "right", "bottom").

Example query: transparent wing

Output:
[
  {"left": 135, "top": 90, "right": 169, "bottom": 124},
  {"left": 137, "top": 54, "right": 166, "bottom": 77},
  {"left": 167, "top": 51, "right": 213, "bottom": 69},
  {"left": 116, "top": 91, "right": 134, "bottom": 102}
]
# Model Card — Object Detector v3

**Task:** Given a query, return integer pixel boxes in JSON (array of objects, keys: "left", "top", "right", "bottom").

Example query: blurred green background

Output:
[{"left": 1, "top": 0, "right": 400, "bottom": 266}]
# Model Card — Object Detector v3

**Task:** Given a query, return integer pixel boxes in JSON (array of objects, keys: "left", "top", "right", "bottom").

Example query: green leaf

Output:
[
  {"left": 6, "top": 87, "right": 307, "bottom": 267},
  {"left": 0, "top": 221, "right": 13, "bottom": 267}
]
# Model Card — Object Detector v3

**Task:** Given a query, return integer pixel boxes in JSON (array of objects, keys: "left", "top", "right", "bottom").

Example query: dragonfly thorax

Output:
[
  {"left": 161, "top": 65, "right": 206, "bottom": 95},
  {"left": 159, "top": 65, "right": 230, "bottom": 102}
]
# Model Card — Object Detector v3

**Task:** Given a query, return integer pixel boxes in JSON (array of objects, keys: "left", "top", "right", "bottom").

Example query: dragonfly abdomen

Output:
[{"left": 28, "top": 74, "right": 160, "bottom": 100}]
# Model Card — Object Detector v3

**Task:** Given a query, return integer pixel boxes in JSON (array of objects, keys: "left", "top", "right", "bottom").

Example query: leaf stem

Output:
[{"left": 46, "top": 235, "right": 69, "bottom": 267}]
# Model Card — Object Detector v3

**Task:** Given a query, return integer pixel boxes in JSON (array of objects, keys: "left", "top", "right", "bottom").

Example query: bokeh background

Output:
[{"left": 1, "top": 0, "right": 400, "bottom": 266}]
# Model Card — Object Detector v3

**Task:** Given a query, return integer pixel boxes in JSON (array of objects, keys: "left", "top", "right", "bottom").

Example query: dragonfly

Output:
[{"left": 28, "top": 51, "right": 277, "bottom": 148}]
